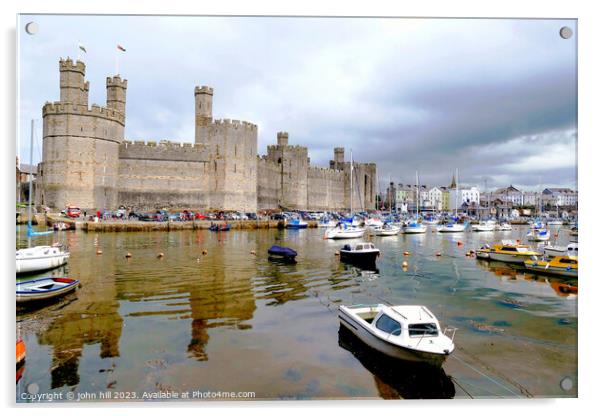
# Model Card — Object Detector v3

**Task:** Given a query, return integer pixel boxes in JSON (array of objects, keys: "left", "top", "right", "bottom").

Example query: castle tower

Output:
[
  {"left": 39, "top": 59, "right": 126, "bottom": 210},
  {"left": 277, "top": 131, "right": 289, "bottom": 146},
  {"left": 59, "top": 58, "right": 88, "bottom": 105},
  {"left": 194, "top": 86, "right": 213, "bottom": 144},
  {"left": 106, "top": 76, "right": 127, "bottom": 116}
]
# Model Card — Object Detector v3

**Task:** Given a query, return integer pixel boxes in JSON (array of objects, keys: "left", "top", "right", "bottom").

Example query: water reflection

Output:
[{"left": 337, "top": 325, "right": 455, "bottom": 399}]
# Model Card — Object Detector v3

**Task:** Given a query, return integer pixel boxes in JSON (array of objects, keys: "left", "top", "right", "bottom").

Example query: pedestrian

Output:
[{"left": 96, "top": 210, "right": 101, "bottom": 221}]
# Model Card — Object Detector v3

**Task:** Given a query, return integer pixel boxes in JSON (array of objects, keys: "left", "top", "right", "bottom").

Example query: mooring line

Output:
[{"left": 449, "top": 354, "right": 523, "bottom": 397}]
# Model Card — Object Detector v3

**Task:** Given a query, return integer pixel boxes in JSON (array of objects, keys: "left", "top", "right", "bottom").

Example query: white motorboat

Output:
[
  {"left": 472, "top": 220, "right": 496, "bottom": 232},
  {"left": 527, "top": 228, "right": 550, "bottom": 242},
  {"left": 544, "top": 242, "right": 578, "bottom": 258},
  {"left": 16, "top": 245, "right": 70, "bottom": 274},
  {"left": 372, "top": 224, "right": 400, "bottom": 236},
  {"left": 495, "top": 222, "right": 512, "bottom": 231},
  {"left": 325, "top": 223, "right": 366, "bottom": 239},
  {"left": 338, "top": 304, "right": 456, "bottom": 367},
  {"left": 437, "top": 222, "right": 466, "bottom": 233},
  {"left": 401, "top": 220, "right": 427, "bottom": 234}
]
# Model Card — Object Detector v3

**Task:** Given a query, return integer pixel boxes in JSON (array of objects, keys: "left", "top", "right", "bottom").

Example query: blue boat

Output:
[
  {"left": 286, "top": 218, "right": 308, "bottom": 229},
  {"left": 268, "top": 245, "right": 298, "bottom": 262}
]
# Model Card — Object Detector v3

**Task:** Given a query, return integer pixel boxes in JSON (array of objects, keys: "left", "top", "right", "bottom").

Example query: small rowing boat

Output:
[
  {"left": 209, "top": 223, "right": 231, "bottom": 232},
  {"left": 16, "top": 277, "right": 80, "bottom": 303},
  {"left": 340, "top": 242, "right": 380, "bottom": 268}
]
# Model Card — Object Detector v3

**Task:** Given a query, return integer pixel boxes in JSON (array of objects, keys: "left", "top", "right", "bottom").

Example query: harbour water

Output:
[{"left": 16, "top": 224, "right": 577, "bottom": 401}]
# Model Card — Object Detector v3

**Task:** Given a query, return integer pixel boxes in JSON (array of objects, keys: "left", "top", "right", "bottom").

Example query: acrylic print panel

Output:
[{"left": 16, "top": 15, "right": 577, "bottom": 402}]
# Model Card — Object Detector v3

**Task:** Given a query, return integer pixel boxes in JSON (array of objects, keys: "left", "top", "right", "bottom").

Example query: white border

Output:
[{"left": 2, "top": 1, "right": 600, "bottom": 415}]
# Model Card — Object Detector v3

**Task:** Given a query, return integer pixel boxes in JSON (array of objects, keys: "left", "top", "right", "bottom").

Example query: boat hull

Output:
[
  {"left": 437, "top": 225, "right": 465, "bottom": 233},
  {"left": 401, "top": 227, "right": 427, "bottom": 234},
  {"left": 338, "top": 310, "right": 448, "bottom": 367},
  {"left": 488, "top": 252, "right": 536, "bottom": 264},
  {"left": 524, "top": 263, "right": 577, "bottom": 278},
  {"left": 16, "top": 277, "right": 79, "bottom": 303},
  {"left": 16, "top": 253, "right": 69, "bottom": 274},
  {"left": 340, "top": 250, "right": 379, "bottom": 267},
  {"left": 326, "top": 229, "right": 365, "bottom": 239}
]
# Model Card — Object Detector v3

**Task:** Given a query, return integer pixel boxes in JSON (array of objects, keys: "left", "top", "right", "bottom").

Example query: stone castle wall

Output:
[
  {"left": 38, "top": 58, "right": 378, "bottom": 212},
  {"left": 307, "top": 167, "right": 346, "bottom": 211},
  {"left": 117, "top": 141, "right": 212, "bottom": 209},
  {"left": 257, "top": 156, "right": 280, "bottom": 210}
]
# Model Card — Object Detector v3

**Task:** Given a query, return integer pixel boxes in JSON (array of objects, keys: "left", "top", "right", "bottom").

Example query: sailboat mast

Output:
[
  {"left": 415, "top": 170, "right": 419, "bottom": 219},
  {"left": 350, "top": 148, "right": 353, "bottom": 215},
  {"left": 28, "top": 119, "right": 34, "bottom": 228}
]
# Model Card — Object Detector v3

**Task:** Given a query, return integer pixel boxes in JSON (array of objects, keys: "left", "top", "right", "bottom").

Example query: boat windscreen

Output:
[{"left": 409, "top": 323, "right": 438, "bottom": 337}]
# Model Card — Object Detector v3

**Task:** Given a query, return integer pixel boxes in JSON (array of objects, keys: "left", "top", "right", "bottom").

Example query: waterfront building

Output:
[
  {"left": 493, "top": 185, "right": 523, "bottom": 206},
  {"left": 448, "top": 187, "right": 480, "bottom": 212},
  {"left": 441, "top": 187, "right": 450, "bottom": 211},
  {"left": 542, "top": 188, "right": 578, "bottom": 207},
  {"left": 428, "top": 186, "right": 443, "bottom": 211},
  {"left": 522, "top": 191, "right": 539, "bottom": 207},
  {"left": 36, "top": 58, "right": 377, "bottom": 212}
]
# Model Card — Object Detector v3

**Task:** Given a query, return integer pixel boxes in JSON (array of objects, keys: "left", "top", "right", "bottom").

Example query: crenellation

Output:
[{"left": 59, "top": 57, "right": 86, "bottom": 74}]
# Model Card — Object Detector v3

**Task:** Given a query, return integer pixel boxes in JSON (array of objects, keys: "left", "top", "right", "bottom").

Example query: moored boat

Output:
[
  {"left": 527, "top": 228, "right": 550, "bottom": 241},
  {"left": 401, "top": 220, "right": 427, "bottom": 234},
  {"left": 544, "top": 242, "right": 578, "bottom": 258},
  {"left": 437, "top": 221, "right": 466, "bottom": 233},
  {"left": 524, "top": 255, "right": 578, "bottom": 278},
  {"left": 16, "top": 245, "right": 70, "bottom": 274},
  {"left": 338, "top": 304, "right": 455, "bottom": 367},
  {"left": 495, "top": 222, "right": 512, "bottom": 231},
  {"left": 487, "top": 240, "right": 542, "bottom": 264},
  {"left": 325, "top": 222, "right": 366, "bottom": 239},
  {"left": 339, "top": 242, "right": 380, "bottom": 267},
  {"left": 475, "top": 244, "right": 492, "bottom": 259},
  {"left": 267, "top": 245, "right": 298, "bottom": 262},
  {"left": 372, "top": 223, "right": 401, "bottom": 236},
  {"left": 209, "top": 223, "right": 231, "bottom": 232},
  {"left": 472, "top": 220, "right": 496, "bottom": 232},
  {"left": 16, "top": 277, "right": 80, "bottom": 303},
  {"left": 286, "top": 218, "right": 308, "bottom": 229}
]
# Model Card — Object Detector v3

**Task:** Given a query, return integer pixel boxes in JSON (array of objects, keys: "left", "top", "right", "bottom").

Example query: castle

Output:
[{"left": 37, "top": 58, "right": 377, "bottom": 212}]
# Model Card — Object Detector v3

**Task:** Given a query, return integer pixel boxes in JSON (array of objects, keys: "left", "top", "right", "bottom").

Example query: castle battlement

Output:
[
  {"left": 43, "top": 101, "right": 125, "bottom": 125},
  {"left": 59, "top": 58, "right": 85, "bottom": 74},
  {"left": 106, "top": 76, "right": 127, "bottom": 89},
  {"left": 195, "top": 85, "right": 214, "bottom": 95},
  {"left": 212, "top": 118, "right": 258, "bottom": 131},
  {"left": 267, "top": 144, "right": 308, "bottom": 153},
  {"left": 122, "top": 140, "right": 204, "bottom": 150},
  {"left": 308, "top": 165, "right": 346, "bottom": 178}
]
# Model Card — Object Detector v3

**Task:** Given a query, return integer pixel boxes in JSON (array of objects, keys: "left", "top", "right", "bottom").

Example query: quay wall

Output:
[{"left": 82, "top": 219, "right": 313, "bottom": 232}]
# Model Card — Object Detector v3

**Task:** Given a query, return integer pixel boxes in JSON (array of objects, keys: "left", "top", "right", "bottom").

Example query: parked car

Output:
[
  {"left": 66, "top": 206, "right": 81, "bottom": 218},
  {"left": 245, "top": 212, "right": 258, "bottom": 220},
  {"left": 195, "top": 212, "right": 207, "bottom": 220}
]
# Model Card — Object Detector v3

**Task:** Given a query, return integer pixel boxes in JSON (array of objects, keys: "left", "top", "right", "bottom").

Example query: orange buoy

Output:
[
  {"left": 402, "top": 261, "right": 409, "bottom": 268},
  {"left": 250, "top": 250, "right": 256, "bottom": 255},
  {"left": 125, "top": 252, "right": 132, "bottom": 258},
  {"left": 157, "top": 252, "right": 164, "bottom": 258},
  {"left": 335, "top": 251, "right": 340, "bottom": 256},
  {"left": 202, "top": 250, "right": 208, "bottom": 255},
  {"left": 457, "top": 241, "right": 463, "bottom": 246},
  {"left": 96, "top": 250, "right": 103, "bottom": 255},
  {"left": 436, "top": 252, "right": 442, "bottom": 257},
  {"left": 403, "top": 251, "right": 410, "bottom": 256}
]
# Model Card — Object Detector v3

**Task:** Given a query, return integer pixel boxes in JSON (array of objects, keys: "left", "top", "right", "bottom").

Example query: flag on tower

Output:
[
  {"left": 78, "top": 43, "right": 87, "bottom": 53},
  {"left": 117, "top": 44, "right": 126, "bottom": 52}
]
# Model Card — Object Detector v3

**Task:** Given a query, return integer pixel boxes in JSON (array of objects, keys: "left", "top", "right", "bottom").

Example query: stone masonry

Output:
[{"left": 37, "top": 58, "right": 377, "bottom": 212}]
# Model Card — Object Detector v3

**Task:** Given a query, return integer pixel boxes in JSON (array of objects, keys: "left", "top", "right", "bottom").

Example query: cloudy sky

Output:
[{"left": 17, "top": 15, "right": 577, "bottom": 192}]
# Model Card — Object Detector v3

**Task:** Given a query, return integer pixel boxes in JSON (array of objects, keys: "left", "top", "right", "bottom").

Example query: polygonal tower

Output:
[{"left": 38, "top": 58, "right": 126, "bottom": 211}]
